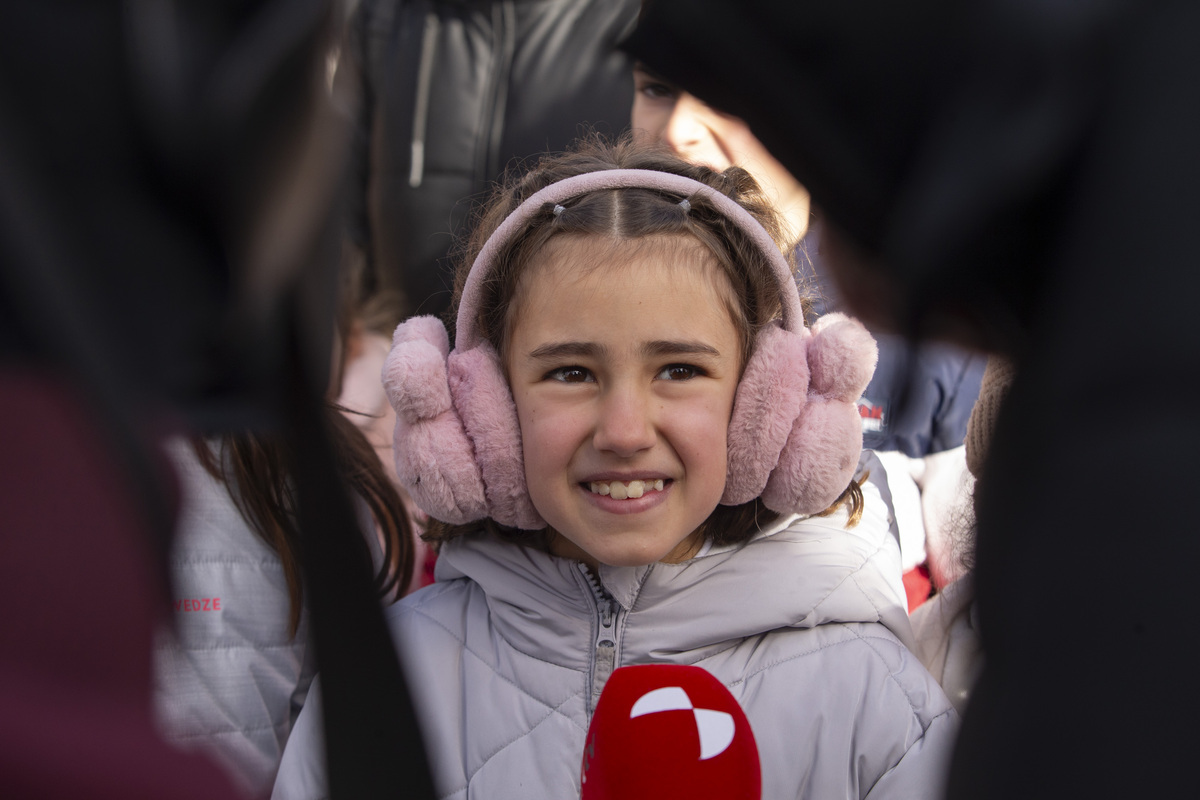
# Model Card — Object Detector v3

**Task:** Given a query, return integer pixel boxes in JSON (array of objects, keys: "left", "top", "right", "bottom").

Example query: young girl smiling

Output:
[{"left": 272, "top": 138, "right": 957, "bottom": 799}]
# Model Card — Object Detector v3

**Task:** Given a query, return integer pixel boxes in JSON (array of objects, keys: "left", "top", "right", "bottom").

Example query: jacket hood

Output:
[{"left": 434, "top": 465, "right": 913, "bottom": 665}]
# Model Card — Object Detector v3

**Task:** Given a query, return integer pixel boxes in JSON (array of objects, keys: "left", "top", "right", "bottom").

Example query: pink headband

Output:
[{"left": 455, "top": 169, "right": 805, "bottom": 350}]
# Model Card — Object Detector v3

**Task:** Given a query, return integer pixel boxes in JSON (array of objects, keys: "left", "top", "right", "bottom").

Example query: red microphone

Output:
[{"left": 580, "top": 664, "right": 762, "bottom": 800}]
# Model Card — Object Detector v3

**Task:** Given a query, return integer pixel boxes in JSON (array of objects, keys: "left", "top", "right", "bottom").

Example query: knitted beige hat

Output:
[{"left": 965, "top": 357, "right": 1017, "bottom": 479}]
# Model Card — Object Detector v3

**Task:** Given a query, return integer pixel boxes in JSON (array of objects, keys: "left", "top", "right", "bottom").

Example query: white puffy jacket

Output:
[
  {"left": 273, "top": 469, "right": 958, "bottom": 799},
  {"left": 153, "top": 439, "right": 317, "bottom": 798}
]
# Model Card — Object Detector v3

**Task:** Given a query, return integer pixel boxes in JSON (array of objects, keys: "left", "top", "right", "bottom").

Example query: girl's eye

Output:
[
  {"left": 547, "top": 366, "right": 594, "bottom": 383},
  {"left": 656, "top": 364, "right": 702, "bottom": 381}
]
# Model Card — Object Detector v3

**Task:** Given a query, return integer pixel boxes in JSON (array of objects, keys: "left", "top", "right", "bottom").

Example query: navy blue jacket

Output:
[{"left": 800, "top": 224, "right": 985, "bottom": 459}]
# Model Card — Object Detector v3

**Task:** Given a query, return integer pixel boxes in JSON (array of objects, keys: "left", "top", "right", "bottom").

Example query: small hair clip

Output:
[
  {"left": 552, "top": 203, "right": 566, "bottom": 217},
  {"left": 678, "top": 198, "right": 691, "bottom": 212}
]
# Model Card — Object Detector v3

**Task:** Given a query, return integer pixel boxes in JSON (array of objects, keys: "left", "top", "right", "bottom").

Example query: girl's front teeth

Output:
[{"left": 588, "top": 479, "right": 665, "bottom": 500}]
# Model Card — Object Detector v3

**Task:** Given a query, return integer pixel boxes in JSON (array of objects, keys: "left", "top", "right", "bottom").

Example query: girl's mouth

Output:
[{"left": 585, "top": 479, "right": 666, "bottom": 500}]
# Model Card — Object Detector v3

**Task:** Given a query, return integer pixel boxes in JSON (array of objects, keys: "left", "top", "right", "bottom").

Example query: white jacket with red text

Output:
[{"left": 153, "top": 440, "right": 317, "bottom": 799}]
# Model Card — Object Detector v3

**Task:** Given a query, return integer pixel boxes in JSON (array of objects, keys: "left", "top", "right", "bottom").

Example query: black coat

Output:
[{"left": 345, "top": 0, "right": 639, "bottom": 326}]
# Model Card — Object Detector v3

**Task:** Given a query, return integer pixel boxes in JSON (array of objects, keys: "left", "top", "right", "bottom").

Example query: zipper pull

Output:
[{"left": 592, "top": 638, "right": 616, "bottom": 707}]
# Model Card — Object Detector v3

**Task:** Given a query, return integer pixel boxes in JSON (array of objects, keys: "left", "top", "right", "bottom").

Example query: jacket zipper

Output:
[
  {"left": 578, "top": 563, "right": 619, "bottom": 713},
  {"left": 408, "top": 9, "right": 440, "bottom": 188}
]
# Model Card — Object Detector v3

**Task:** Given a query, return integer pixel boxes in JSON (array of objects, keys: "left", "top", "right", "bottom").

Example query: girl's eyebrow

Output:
[
  {"left": 527, "top": 341, "right": 607, "bottom": 361},
  {"left": 643, "top": 340, "right": 722, "bottom": 359},
  {"left": 525, "top": 340, "right": 723, "bottom": 361}
]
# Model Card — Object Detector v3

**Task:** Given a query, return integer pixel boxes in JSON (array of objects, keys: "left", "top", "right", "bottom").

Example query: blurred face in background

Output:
[{"left": 631, "top": 64, "right": 812, "bottom": 245}]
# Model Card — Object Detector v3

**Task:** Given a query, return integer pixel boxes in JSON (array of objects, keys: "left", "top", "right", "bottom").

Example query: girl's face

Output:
[{"left": 504, "top": 236, "right": 742, "bottom": 569}]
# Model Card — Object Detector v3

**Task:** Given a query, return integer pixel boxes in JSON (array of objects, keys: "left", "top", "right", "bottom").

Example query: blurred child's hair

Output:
[{"left": 192, "top": 405, "right": 415, "bottom": 636}]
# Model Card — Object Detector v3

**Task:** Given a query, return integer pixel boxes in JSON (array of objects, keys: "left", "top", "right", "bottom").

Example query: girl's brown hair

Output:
[
  {"left": 428, "top": 134, "right": 862, "bottom": 548},
  {"left": 191, "top": 406, "right": 414, "bottom": 636}
]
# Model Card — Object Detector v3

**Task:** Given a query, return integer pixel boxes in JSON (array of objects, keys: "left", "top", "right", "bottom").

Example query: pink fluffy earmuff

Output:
[{"left": 382, "top": 169, "right": 878, "bottom": 529}]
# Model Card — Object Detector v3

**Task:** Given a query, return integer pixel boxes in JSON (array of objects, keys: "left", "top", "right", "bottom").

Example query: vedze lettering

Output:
[{"left": 173, "top": 597, "right": 222, "bottom": 612}]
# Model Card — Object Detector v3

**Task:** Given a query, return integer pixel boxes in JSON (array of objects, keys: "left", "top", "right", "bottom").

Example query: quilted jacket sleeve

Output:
[{"left": 863, "top": 706, "right": 958, "bottom": 800}]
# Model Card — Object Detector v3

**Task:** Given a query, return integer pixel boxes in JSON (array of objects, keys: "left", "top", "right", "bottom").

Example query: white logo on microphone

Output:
[{"left": 629, "top": 686, "right": 735, "bottom": 760}]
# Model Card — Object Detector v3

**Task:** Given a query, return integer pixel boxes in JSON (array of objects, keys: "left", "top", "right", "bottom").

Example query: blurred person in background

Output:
[
  {"left": 909, "top": 357, "right": 1016, "bottom": 714},
  {"left": 340, "top": 0, "right": 641, "bottom": 328},
  {"left": 153, "top": 407, "right": 415, "bottom": 798}
]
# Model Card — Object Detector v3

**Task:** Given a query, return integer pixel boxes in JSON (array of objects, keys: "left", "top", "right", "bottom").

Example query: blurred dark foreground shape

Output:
[
  {"left": 0, "top": 1, "right": 433, "bottom": 797},
  {"left": 627, "top": 0, "right": 1200, "bottom": 797}
]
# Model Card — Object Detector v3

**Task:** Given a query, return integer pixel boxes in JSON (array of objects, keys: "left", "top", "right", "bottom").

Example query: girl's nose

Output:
[{"left": 592, "top": 385, "right": 656, "bottom": 458}]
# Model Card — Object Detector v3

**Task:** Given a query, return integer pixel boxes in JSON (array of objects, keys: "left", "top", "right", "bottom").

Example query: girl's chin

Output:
[{"left": 547, "top": 529, "right": 704, "bottom": 569}]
